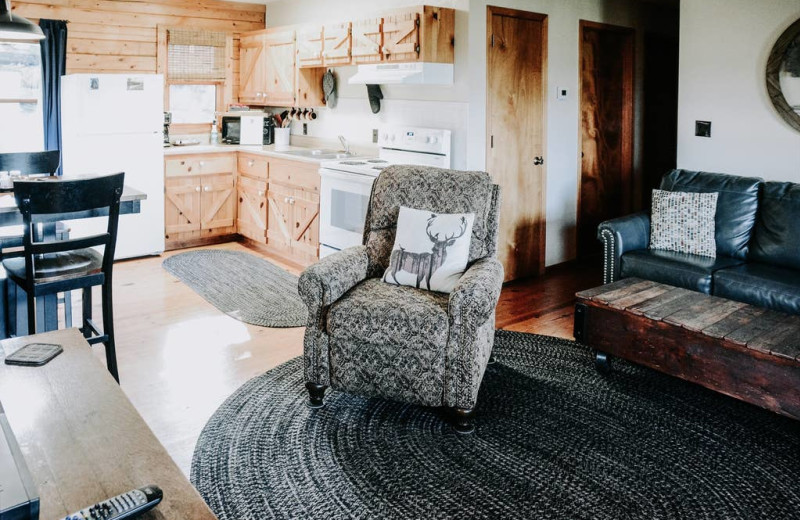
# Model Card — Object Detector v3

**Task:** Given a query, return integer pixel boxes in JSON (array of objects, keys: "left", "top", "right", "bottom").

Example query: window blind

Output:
[{"left": 167, "top": 28, "right": 227, "bottom": 82}]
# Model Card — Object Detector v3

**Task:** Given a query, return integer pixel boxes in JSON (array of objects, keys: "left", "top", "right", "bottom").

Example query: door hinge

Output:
[
  {"left": 491, "top": 34, "right": 495, "bottom": 47},
  {"left": 490, "top": 135, "right": 494, "bottom": 148}
]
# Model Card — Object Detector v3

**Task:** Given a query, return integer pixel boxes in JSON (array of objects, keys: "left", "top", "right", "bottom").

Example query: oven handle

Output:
[{"left": 318, "top": 168, "right": 377, "bottom": 185}]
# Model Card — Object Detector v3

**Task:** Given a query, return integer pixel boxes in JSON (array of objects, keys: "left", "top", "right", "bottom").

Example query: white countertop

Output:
[{"left": 163, "top": 143, "right": 335, "bottom": 164}]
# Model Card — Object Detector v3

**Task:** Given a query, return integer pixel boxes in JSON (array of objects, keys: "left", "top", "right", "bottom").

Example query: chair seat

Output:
[
  {"left": 3, "top": 248, "right": 103, "bottom": 284},
  {"left": 326, "top": 278, "right": 450, "bottom": 406},
  {"left": 713, "top": 262, "right": 800, "bottom": 315},
  {"left": 620, "top": 249, "right": 744, "bottom": 294}
]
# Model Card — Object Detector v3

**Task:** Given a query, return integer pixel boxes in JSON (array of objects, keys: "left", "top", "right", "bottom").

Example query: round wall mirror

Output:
[{"left": 767, "top": 18, "right": 800, "bottom": 132}]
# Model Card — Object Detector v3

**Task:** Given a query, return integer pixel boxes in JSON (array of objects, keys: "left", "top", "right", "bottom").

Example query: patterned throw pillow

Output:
[
  {"left": 383, "top": 206, "right": 475, "bottom": 293},
  {"left": 650, "top": 189, "right": 718, "bottom": 258}
]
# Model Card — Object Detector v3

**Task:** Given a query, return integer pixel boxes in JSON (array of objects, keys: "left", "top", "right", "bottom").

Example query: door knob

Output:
[
  {"left": 534, "top": 156, "right": 544, "bottom": 166},
  {"left": 258, "top": 190, "right": 265, "bottom": 197}
]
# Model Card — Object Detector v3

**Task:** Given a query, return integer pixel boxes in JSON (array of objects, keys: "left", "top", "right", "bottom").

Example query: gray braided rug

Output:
[
  {"left": 191, "top": 330, "right": 800, "bottom": 520},
  {"left": 163, "top": 250, "right": 306, "bottom": 328}
]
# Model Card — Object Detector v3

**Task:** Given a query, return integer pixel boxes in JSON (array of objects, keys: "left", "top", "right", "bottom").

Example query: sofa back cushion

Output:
[
  {"left": 659, "top": 169, "right": 763, "bottom": 259},
  {"left": 749, "top": 182, "right": 800, "bottom": 270}
]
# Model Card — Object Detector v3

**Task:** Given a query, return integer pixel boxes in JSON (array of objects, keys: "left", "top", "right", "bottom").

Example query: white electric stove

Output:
[{"left": 318, "top": 125, "right": 452, "bottom": 257}]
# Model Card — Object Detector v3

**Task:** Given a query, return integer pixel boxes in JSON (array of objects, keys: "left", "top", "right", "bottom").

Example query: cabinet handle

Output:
[
  {"left": 204, "top": 186, "right": 211, "bottom": 192},
  {"left": 258, "top": 190, "right": 265, "bottom": 197},
  {"left": 248, "top": 159, "right": 255, "bottom": 167},
  {"left": 289, "top": 197, "right": 295, "bottom": 205},
  {"left": 195, "top": 186, "right": 201, "bottom": 192},
  {"left": 256, "top": 92, "right": 262, "bottom": 97},
  {"left": 199, "top": 161, "right": 205, "bottom": 167},
  {"left": 284, "top": 197, "right": 290, "bottom": 203}
]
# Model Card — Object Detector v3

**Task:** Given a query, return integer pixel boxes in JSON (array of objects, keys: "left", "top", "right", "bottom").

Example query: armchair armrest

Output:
[
  {"left": 448, "top": 257, "right": 504, "bottom": 324},
  {"left": 298, "top": 245, "right": 370, "bottom": 311},
  {"left": 597, "top": 212, "right": 650, "bottom": 284}
]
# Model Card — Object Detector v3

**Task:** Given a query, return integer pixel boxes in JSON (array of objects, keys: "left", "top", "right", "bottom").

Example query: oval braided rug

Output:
[
  {"left": 191, "top": 330, "right": 800, "bottom": 520},
  {"left": 163, "top": 250, "right": 307, "bottom": 328}
]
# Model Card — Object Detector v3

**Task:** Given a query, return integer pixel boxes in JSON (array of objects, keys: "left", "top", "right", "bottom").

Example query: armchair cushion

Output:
[
  {"left": 620, "top": 249, "right": 744, "bottom": 294},
  {"left": 326, "top": 278, "right": 450, "bottom": 406},
  {"left": 298, "top": 245, "right": 370, "bottom": 310}
]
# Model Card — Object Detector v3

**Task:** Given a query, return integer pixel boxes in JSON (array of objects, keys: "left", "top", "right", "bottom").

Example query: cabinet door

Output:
[
  {"left": 291, "top": 188, "right": 320, "bottom": 259},
  {"left": 351, "top": 17, "right": 383, "bottom": 64},
  {"left": 200, "top": 173, "right": 236, "bottom": 235},
  {"left": 297, "top": 25, "right": 324, "bottom": 68},
  {"left": 323, "top": 22, "right": 352, "bottom": 67},
  {"left": 237, "top": 176, "right": 268, "bottom": 242},
  {"left": 240, "top": 32, "right": 267, "bottom": 104},
  {"left": 265, "top": 29, "right": 296, "bottom": 106},
  {"left": 383, "top": 9, "right": 420, "bottom": 62},
  {"left": 267, "top": 182, "right": 294, "bottom": 254},
  {"left": 165, "top": 176, "right": 202, "bottom": 244}
]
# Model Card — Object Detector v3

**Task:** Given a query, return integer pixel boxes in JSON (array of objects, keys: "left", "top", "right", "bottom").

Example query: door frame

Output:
[
  {"left": 576, "top": 20, "right": 635, "bottom": 257},
  {"left": 486, "top": 5, "right": 549, "bottom": 278}
]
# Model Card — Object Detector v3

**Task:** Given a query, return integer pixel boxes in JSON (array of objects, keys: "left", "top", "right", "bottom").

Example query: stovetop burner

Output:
[
  {"left": 372, "top": 166, "right": 387, "bottom": 170},
  {"left": 367, "top": 159, "right": 389, "bottom": 164},
  {"left": 340, "top": 161, "right": 367, "bottom": 165}
]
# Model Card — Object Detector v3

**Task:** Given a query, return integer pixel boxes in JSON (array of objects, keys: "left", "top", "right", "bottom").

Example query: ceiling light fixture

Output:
[{"left": 0, "top": 0, "right": 45, "bottom": 42}]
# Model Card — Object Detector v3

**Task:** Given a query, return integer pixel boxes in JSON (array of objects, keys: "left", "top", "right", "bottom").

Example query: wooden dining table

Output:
[{"left": 0, "top": 184, "right": 147, "bottom": 338}]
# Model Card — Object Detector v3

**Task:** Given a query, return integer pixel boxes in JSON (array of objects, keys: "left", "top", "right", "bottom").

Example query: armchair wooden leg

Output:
[
  {"left": 595, "top": 351, "right": 611, "bottom": 373},
  {"left": 306, "top": 382, "right": 327, "bottom": 409},
  {"left": 451, "top": 407, "right": 475, "bottom": 435}
]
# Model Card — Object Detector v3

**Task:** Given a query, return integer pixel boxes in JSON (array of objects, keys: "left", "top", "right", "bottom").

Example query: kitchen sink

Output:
[{"left": 277, "top": 149, "right": 356, "bottom": 160}]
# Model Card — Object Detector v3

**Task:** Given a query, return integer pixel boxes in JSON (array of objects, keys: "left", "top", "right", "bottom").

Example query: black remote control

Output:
[{"left": 61, "top": 485, "right": 163, "bottom": 520}]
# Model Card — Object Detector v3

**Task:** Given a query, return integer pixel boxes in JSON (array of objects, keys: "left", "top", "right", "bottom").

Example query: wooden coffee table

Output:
[
  {"left": 0, "top": 328, "right": 217, "bottom": 520},
  {"left": 574, "top": 278, "right": 800, "bottom": 420}
]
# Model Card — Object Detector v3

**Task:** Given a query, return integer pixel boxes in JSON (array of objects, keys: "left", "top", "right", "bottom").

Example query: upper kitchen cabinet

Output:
[
  {"left": 351, "top": 17, "right": 384, "bottom": 64},
  {"left": 383, "top": 6, "right": 454, "bottom": 63},
  {"left": 297, "top": 25, "right": 324, "bottom": 69},
  {"left": 239, "top": 32, "right": 268, "bottom": 105},
  {"left": 322, "top": 22, "right": 352, "bottom": 67},
  {"left": 264, "top": 29, "right": 297, "bottom": 106}
]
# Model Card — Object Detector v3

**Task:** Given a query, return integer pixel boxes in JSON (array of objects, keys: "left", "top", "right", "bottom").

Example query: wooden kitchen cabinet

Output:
[
  {"left": 239, "top": 32, "right": 268, "bottom": 105},
  {"left": 351, "top": 17, "right": 384, "bottom": 64},
  {"left": 322, "top": 22, "right": 352, "bottom": 67},
  {"left": 164, "top": 154, "right": 237, "bottom": 250},
  {"left": 297, "top": 25, "right": 324, "bottom": 68},
  {"left": 383, "top": 6, "right": 454, "bottom": 63},
  {"left": 266, "top": 158, "right": 321, "bottom": 263},
  {"left": 237, "top": 175, "right": 268, "bottom": 242},
  {"left": 264, "top": 29, "right": 296, "bottom": 106}
]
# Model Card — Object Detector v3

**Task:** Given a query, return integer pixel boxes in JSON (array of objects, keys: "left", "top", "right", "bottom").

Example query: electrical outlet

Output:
[
  {"left": 373, "top": 129, "right": 379, "bottom": 143},
  {"left": 303, "top": 123, "right": 308, "bottom": 135},
  {"left": 695, "top": 120, "right": 711, "bottom": 138}
]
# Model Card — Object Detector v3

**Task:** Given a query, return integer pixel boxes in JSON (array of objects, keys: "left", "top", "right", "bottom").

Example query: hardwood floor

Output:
[{"left": 80, "top": 242, "right": 602, "bottom": 476}]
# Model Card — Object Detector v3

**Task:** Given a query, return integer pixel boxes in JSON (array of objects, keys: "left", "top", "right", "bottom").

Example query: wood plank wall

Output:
[{"left": 12, "top": 0, "right": 266, "bottom": 102}]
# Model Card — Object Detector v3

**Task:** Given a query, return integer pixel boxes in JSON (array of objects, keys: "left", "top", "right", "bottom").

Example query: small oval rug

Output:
[
  {"left": 163, "top": 249, "right": 307, "bottom": 328},
  {"left": 191, "top": 330, "right": 800, "bottom": 520}
]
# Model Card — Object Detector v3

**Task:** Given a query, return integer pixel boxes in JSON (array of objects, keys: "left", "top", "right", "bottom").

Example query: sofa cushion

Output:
[
  {"left": 749, "top": 182, "right": 800, "bottom": 270},
  {"left": 714, "top": 262, "right": 800, "bottom": 315},
  {"left": 660, "top": 169, "right": 762, "bottom": 260},
  {"left": 620, "top": 249, "right": 744, "bottom": 294},
  {"left": 326, "top": 278, "right": 449, "bottom": 406}
]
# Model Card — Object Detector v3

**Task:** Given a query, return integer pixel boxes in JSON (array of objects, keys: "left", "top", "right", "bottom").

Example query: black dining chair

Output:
[
  {"left": 0, "top": 151, "right": 73, "bottom": 335},
  {"left": 2, "top": 173, "right": 125, "bottom": 382}
]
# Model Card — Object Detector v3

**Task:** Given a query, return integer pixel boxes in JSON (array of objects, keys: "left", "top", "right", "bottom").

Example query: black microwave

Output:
[{"left": 221, "top": 115, "right": 275, "bottom": 145}]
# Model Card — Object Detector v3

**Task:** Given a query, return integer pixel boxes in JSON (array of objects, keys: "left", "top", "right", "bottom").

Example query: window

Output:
[
  {"left": 161, "top": 27, "right": 230, "bottom": 126},
  {"left": 0, "top": 42, "right": 43, "bottom": 152}
]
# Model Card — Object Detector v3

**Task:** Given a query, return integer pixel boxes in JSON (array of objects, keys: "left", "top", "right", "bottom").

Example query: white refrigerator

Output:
[{"left": 61, "top": 73, "right": 165, "bottom": 259}]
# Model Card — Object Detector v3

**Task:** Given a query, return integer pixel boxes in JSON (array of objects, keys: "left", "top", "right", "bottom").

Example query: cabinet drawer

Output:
[
  {"left": 268, "top": 158, "right": 320, "bottom": 192},
  {"left": 239, "top": 175, "right": 267, "bottom": 194},
  {"left": 238, "top": 153, "right": 269, "bottom": 179},
  {"left": 165, "top": 154, "right": 235, "bottom": 177}
]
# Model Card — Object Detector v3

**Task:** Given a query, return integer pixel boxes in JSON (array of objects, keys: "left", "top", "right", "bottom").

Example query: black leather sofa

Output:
[{"left": 598, "top": 169, "right": 800, "bottom": 315}]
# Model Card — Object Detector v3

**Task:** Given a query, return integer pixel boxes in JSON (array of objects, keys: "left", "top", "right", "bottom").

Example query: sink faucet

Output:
[{"left": 338, "top": 135, "right": 350, "bottom": 155}]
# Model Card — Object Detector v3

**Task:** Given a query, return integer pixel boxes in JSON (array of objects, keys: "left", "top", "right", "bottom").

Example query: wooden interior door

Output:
[
  {"left": 239, "top": 32, "right": 266, "bottom": 103},
  {"left": 486, "top": 6, "right": 547, "bottom": 281},
  {"left": 200, "top": 173, "right": 236, "bottom": 234},
  {"left": 578, "top": 21, "right": 635, "bottom": 259},
  {"left": 265, "top": 30, "right": 296, "bottom": 106}
]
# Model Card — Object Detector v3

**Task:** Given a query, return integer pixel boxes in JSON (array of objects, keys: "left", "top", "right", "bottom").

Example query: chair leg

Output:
[
  {"left": 81, "top": 287, "right": 92, "bottom": 339},
  {"left": 25, "top": 289, "right": 36, "bottom": 336},
  {"left": 306, "top": 382, "right": 327, "bottom": 408},
  {"left": 101, "top": 281, "right": 119, "bottom": 383},
  {"left": 450, "top": 407, "right": 476, "bottom": 435}
]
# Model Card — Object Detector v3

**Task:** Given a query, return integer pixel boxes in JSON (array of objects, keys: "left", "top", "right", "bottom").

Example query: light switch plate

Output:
[
  {"left": 557, "top": 87, "right": 568, "bottom": 100},
  {"left": 695, "top": 120, "right": 711, "bottom": 138}
]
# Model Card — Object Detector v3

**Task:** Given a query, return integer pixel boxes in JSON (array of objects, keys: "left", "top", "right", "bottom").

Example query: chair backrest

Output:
[
  {"left": 362, "top": 165, "right": 501, "bottom": 275},
  {"left": 0, "top": 151, "right": 60, "bottom": 175},
  {"left": 14, "top": 172, "right": 125, "bottom": 279}
]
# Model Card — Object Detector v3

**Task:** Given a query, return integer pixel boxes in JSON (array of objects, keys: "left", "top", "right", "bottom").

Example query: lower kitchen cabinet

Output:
[
  {"left": 237, "top": 175, "right": 268, "bottom": 242},
  {"left": 165, "top": 168, "right": 236, "bottom": 249},
  {"left": 267, "top": 181, "right": 320, "bottom": 263}
]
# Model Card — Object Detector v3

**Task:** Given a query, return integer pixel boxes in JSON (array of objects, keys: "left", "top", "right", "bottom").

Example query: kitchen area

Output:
[{"left": 160, "top": 4, "right": 459, "bottom": 267}]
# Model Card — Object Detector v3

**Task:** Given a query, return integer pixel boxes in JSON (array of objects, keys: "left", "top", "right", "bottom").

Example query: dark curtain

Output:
[{"left": 39, "top": 20, "right": 68, "bottom": 175}]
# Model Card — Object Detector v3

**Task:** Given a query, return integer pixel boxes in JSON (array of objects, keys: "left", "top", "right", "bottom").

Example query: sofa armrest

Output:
[
  {"left": 298, "top": 245, "right": 370, "bottom": 311},
  {"left": 597, "top": 212, "right": 650, "bottom": 284},
  {"left": 444, "top": 257, "right": 504, "bottom": 409}
]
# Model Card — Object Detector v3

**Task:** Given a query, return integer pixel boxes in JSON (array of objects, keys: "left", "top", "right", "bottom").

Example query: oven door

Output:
[{"left": 319, "top": 168, "right": 375, "bottom": 256}]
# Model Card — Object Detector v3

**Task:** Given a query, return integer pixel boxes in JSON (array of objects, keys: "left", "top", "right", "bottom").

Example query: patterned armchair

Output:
[{"left": 298, "top": 165, "right": 503, "bottom": 433}]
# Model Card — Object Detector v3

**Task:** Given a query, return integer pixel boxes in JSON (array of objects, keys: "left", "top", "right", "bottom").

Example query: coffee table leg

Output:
[{"left": 595, "top": 351, "right": 611, "bottom": 373}]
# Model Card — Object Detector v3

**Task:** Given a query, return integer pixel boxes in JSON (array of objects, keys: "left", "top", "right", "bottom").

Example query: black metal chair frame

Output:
[
  {"left": 7, "top": 173, "right": 124, "bottom": 382},
  {"left": 0, "top": 151, "right": 61, "bottom": 176}
]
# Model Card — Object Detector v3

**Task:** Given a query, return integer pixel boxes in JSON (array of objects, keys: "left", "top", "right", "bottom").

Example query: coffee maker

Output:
[{"left": 163, "top": 112, "right": 172, "bottom": 145}]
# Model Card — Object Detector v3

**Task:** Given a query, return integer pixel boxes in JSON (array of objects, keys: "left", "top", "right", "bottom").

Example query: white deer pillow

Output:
[{"left": 382, "top": 206, "right": 475, "bottom": 294}]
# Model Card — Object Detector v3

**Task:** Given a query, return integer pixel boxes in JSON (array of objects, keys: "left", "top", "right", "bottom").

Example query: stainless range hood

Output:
[{"left": 348, "top": 62, "right": 453, "bottom": 85}]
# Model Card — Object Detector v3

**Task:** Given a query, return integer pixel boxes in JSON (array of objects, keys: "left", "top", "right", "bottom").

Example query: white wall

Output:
[
  {"left": 267, "top": 0, "right": 661, "bottom": 266},
  {"left": 677, "top": 0, "right": 800, "bottom": 181}
]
